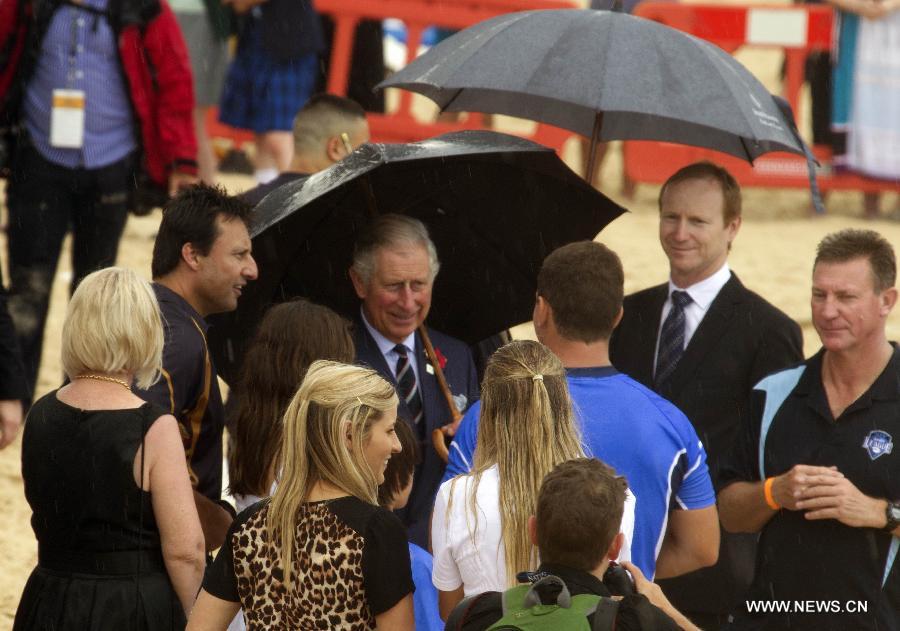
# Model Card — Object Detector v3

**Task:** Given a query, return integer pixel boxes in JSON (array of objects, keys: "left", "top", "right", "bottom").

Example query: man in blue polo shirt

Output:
[
  {"left": 444, "top": 241, "right": 719, "bottom": 579},
  {"left": 718, "top": 229, "right": 900, "bottom": 630}
]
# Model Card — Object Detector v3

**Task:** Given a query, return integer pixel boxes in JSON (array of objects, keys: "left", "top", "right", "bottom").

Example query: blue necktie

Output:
[
  {"left": 394, "top": 344, "right": 424, "bottom": 429},
  {"left": 655, "top": 291, "right": 692, "bottom": 387}
]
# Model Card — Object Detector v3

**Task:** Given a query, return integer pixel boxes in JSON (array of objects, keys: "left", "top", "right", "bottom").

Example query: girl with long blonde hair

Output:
[
  {"left": 432, "top": 340, "right": 634, "bottom": 619},
  {"left": 188, "top": 361, "right": 414, "bottom": 631}
]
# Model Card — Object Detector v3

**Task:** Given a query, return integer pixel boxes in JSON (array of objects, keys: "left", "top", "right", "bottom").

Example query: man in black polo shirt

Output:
[
  {"left": 136, "top": 184, "right": 257, "bottom": 551},
  {"left": 719, "top": 229, "right": 900, "bottom": 630},
  {"left": 446, "top": 458, "right": 698, "bottom": 631}
]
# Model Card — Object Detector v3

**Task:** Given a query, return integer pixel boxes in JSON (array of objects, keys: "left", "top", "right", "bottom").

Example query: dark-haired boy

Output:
[
  {"left": 445, "top": 458, "right": 699, "bottom": 631},
  {"left": 136, "top": 183, "right": 257, "bottom": 550}
]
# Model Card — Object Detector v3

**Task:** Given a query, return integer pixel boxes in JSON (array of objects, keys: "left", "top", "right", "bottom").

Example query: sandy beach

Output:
[{"left": 2, "top": 45, "right": 900, "bottom": 627}]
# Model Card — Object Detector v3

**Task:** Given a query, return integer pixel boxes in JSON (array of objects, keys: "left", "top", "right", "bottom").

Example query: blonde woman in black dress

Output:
[{"left": 14, "top": 267, "right": 205, "bottom": 630}]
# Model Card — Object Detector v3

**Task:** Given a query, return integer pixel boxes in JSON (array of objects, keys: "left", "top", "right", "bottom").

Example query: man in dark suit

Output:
[
  {"left": 350, "top": 214, "right": 479, "bottom": 547},
  {"left": 609, "top": 161, "right": 803, "bottom": 629}
]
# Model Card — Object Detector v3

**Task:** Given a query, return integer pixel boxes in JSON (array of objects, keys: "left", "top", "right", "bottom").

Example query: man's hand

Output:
[
  {"left": 168, "top": 171, "right": 198, "bottom": 197},
  {"left": 796, "top": 474, "right": 886, "bottom": 529},
  {"left": 0, "top": 399, "right": 23, "bottom": 449},
  {"left": 621, "top": 561, "right": 700, "bottom": 631},
  {"left": 770, "top": 464, "right": 843, "bottom": 511}
]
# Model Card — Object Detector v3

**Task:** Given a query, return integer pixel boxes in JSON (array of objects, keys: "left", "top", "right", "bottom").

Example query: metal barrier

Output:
[{"left": 623, "top": 2, "right": 900, "bottom": 193}]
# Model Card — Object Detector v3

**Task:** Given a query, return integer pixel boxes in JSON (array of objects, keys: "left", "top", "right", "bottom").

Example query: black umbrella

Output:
[
  {"left": 207, "top": 130, "right": 626, "bottom": 386},
  {"left": 376, "top": 9, "right": 819, "bottom": 198}
]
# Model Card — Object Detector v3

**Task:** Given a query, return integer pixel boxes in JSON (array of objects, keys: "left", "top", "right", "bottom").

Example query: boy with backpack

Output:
[{"left": 445, "top": 458, "right": 700, "bottom": 630}]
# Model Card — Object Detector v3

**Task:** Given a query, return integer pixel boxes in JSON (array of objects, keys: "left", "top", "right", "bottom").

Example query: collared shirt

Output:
[
  {"left": 719, "top": 347, "right": 900, "bottom": 630},
  {"left": 653, "top": 263, "right": 731, "bottom": 374},
  {"left": 24, "top": 0, "right": 136, "bottom": 169},
  {"left": 360, "top": 307, "right": 419, "bottom": 381}
]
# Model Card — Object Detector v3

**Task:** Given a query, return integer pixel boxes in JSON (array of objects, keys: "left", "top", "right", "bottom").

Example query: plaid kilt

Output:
[{"left": 219, "top": 19, "right": 318, "bottom": 133}]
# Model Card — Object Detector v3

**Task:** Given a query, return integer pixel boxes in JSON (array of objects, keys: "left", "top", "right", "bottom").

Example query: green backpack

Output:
[{"left": 485, "top": 575, "right": 620, "bottom": 631}]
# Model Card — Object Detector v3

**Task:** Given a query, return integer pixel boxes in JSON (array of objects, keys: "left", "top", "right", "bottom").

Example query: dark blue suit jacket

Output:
[{"left": 354, "top": 320, "right": 479, "bottom": 547}]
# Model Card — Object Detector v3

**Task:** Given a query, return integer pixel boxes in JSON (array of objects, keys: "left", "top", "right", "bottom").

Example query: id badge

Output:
[{"left": 50, "top": 89, "right": 86, "bottom": 149}]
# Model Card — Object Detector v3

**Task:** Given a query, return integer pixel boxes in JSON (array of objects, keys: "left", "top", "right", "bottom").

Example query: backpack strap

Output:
[
  {"left": 445, "top": 591, "right": 496, "bottom": 631},
  {"left": 590, "top": 597, "right": 621, "bottom": 631}
]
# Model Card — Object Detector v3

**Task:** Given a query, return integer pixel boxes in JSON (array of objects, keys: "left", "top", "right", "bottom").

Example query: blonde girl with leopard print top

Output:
[{"left": 187, "top": 361, "right": 415, "bottom": 630}]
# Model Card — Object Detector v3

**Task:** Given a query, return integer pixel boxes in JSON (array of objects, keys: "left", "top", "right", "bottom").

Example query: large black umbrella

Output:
[
  {"left": 207, "top": 130, "right": 626, "bottom": 386},
  {"left": 377, "top": 9, "right": 816, "bottom": 189}
]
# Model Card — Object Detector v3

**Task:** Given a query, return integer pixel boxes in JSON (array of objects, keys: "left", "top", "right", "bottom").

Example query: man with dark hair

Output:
[
  {"left": 240, "top": 93, "right": 370, "bottom": 206},
  {"left": 350, "top": 213, "right": 478, "bottom": 547},
  {"left": 136, "top": 183, "right": 257, "bottom": 551},
  {"left": 609, "top": 161, "right": 803, "bottom": 628},
  {"left": 445, "top": 241, "right": 719, "bottom": 580},
  {"left": 718, "top": 229, "right": 900, "bottom": 631},
  {"left": 446, "top": 458, "right": 699, "bottom": 631}
]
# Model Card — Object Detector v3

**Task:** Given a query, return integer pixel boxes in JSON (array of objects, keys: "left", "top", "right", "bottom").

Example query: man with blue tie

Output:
[
  {"left": 610, "top": 161, "right": 803, "bottom": 629},
  {"left": 350, "top": 214, "right": 479, "bottom": 546}
]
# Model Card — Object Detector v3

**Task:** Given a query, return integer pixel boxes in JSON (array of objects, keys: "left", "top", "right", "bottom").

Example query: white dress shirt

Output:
[
  {"left": 360, "top": 308, "right": 419, "bottom": 380},
  {"left": 653, "top": 263, "right": 732, "bottom": 377}
]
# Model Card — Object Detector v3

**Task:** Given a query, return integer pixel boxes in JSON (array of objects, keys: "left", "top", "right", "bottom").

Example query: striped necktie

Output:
[
  {"left": 394, "top": 344, "right": 424, "bottom": 429},
  {"left": 655, "top": 290, "right": 692, "bottom": 388}
]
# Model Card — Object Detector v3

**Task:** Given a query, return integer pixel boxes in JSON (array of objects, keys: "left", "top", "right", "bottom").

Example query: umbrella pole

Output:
[
  {"left": 419, "top": 324, "right": 463, "bottom": 462},
  {"left": 585, "top": 112, "right": 604, "bottom": 187}
]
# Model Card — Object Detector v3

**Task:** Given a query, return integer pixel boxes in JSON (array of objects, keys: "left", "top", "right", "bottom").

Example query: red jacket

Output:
[{"left": 7, "top": 0, "right": 197, "bottom": 187}]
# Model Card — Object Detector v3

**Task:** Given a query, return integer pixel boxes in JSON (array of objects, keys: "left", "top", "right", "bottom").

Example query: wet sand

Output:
[{"left": 2, "top": 49, "right": 900, "bottom": 627}]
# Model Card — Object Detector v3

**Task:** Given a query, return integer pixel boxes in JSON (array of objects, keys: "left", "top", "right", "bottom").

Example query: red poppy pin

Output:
[{"left": 434, "top": 347, "right": 448, "bottom": 370}]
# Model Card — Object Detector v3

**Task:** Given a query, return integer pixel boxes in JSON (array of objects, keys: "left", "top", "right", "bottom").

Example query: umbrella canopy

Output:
[
  {"left": 207, "top": 130, "right": 626, "bottom": 386},
  {"left": 377, "top": 9, "right": 806, "bottom": 163}
]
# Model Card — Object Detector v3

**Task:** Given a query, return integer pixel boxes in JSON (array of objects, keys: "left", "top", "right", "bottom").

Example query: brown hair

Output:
[
  {"left": 814, "top": 229, "right": 896, "bottom": 292},
  {"left": 377, "top": 419, "right": 420, "bottom": 507},
  {"left": 228, "top": 300, "right": 354, "bottom": 498},
  {"left": 659, "top": 161, "right": 742, "bottom": 223},
  {"left": 464, "top": 340, "right": 583, "bottom": 586},
  {"left": 535, "top": 458, "right": 628, "bottom": 572},
  {"left": 536, "top": 241, "right": 624, "bottom": 343}
]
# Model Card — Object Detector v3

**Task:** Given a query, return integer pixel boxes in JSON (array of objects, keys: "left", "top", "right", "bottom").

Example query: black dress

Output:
[{"left": 14, "top": 391, "right": 185, "bottom": 630}]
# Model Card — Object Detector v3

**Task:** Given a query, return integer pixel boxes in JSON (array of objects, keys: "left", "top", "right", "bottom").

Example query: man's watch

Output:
[{"left": 883, "top": 501, "right": 900, "bottom": 533}]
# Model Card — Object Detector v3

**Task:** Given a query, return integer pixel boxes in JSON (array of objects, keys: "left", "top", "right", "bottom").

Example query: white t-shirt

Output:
[{"left": 431, "top": 465, "right": 636, "bottom": 596}]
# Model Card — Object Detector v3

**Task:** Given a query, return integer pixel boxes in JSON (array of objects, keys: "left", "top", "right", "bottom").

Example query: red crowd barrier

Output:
[
  {"left": 206, "top": 0, "right": 898, "bottom": 196},
  {"left": 206, "top": 0, "right": 581, "bottom": 154},
  {"left": 624, "top": 2, "right": 900, "bottom": 194}
]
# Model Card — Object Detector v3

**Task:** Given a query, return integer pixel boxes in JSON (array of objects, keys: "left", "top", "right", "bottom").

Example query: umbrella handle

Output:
[{"left": 419, "top": 324, "right": 463, "bottom": 463}]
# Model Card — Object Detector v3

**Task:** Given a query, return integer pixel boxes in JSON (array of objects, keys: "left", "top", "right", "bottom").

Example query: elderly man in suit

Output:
[
  {"left": 609, "top": 161, "right": 803, "bottom": 629},
  {"left": 350, "top": 214, "right": 479, "bottom": 547}
]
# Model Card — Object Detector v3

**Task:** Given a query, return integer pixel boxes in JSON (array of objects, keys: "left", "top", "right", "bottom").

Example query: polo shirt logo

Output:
[{"left": 862, "top": 430, "right": 894, "bottom": 460}]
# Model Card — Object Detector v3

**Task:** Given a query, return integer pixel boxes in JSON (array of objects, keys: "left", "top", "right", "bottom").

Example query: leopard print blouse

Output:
[{"left": 203, "top": 497, "right": 413, "bottom": 630}]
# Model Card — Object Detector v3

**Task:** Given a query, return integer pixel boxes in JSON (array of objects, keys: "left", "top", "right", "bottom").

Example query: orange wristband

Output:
[{"left": 764, "top": 477, "right": 781, "bottom": 510}]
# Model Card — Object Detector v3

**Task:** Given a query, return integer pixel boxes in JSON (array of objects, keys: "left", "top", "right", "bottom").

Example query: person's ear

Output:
[
  {"left": 182, "top": 242, "right": 202, "bottom": 271},
  {"left": 349, "top": 267, "right": 368, "bottom": 300},
  {"left": 880, "top": 287, "right": 898, "bottom": 316},
  {"left": 325, "top": 136, "right": 344, "bottom": 163},
  {"left": 527, "top": 515, "right": 538, "bottom": 546},
  {"left": 611, "top": 305, "right": 624, "bottom": 331},
  {"left": 343, "top": 421, "right": 354, "bottom": 451},
  {"left": 533, "top": 295, "right": 549, "bottom": 327},
  {"left": 607, "top": 532, "right": 625, "bottom": 561}
]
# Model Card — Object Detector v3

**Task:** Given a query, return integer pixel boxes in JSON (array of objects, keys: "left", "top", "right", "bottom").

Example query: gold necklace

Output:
[{"left": 74, "top": 374, "right": 132, "bottom": 391}]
